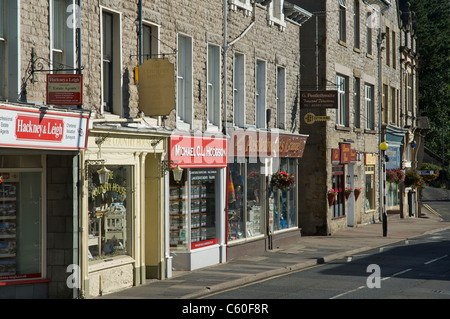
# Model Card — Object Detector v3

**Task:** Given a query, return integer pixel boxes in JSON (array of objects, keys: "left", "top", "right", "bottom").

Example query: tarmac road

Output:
[{"left": 421, "top": 186, "right": 450, "bottom": 221}]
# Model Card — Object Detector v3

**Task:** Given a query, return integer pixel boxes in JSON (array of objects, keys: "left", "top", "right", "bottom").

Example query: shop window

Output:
[
  {"left": 228, "top": 163, "right": 245, "bottom": 240},
  {"left": 332, "top": 165, "right": 345, "bottom": 218},
  {"left": 88, "top": 166, "right": 132, "bottom": 262},
  {"left": 365, "top": 165, "right": 375, "bottom": 211},
  {"left": 272, "top": 158, "right": 297, "bottom": 230},
  {"left": 387, "top": 182, "right": 399, "bottom": 207},
  {"left": 0, "top": 170, "right": 42, "bottom": 281},
  {"left": 169, "top": 168, "right": 218, "bottom": 250},
  {"left": 246, "top": 162, "right": 263, "bottom": 237},
  {"left": 227, "top": 161, "right": 264, "bottom": 241}
]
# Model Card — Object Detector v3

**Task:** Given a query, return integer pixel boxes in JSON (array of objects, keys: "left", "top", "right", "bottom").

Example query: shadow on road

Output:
[{"left": 318, "top": 237, "right": 450, "bottom": 281}]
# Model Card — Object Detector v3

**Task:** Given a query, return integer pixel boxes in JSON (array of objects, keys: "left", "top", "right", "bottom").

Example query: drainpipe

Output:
[
  {"left": 77, "top": 0, "right": 81, "bottom": 74},
  {"left": 139, "top": 0, "right": 143, "bottom": 64},
  {"left": 223, "top": 0, "right": 228, "bottom": 137}
]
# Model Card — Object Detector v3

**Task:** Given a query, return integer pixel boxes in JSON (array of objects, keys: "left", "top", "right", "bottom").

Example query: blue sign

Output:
[{"left": 385, "top": 145, "right": 401, "bottom": 170}]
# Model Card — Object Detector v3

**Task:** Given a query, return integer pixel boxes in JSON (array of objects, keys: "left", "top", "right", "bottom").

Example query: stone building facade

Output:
[
  {"left": 294, "top": 0, "right": 408, "bottom": 235},
  {"left": 0, "top": 0, "right": 312, "bottom": 298}
]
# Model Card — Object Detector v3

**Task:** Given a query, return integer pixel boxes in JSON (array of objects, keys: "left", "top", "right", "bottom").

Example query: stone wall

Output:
[{"left": 46, "top": 154, "right": 76, "bottom": 299}]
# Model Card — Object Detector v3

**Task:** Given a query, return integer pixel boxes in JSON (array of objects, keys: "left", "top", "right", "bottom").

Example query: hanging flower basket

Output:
[
  {"left": 404, "top": 169, "right": 422, "bottom": 188},
  {"left": 354, "top": 187, "right": 362, "bottom": 201},
  {"left": 328, "top": 189, "right": 338, "bottom": 206},
  {"left": 344, "top": 187, "right": 353, "bottom": 200},
  {"left": 386, "top": 169, "right": 406, "bottom": 184},
  {"left": 271, "top": 171, "right": 296, "bottom": 191}
]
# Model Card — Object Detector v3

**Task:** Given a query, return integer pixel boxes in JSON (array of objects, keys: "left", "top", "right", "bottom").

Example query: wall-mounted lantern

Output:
[{"left": 97, "top": 166, "right": 112, "bottom": 185}]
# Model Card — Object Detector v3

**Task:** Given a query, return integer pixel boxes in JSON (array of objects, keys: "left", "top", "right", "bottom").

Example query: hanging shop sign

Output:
[
  {"left": 46, "top": 74, "right": 83, "bottom": 106},
  {"left": 365, "top": 153, "right": 377, "bottom": 165},
  {"left": 137, "top": 59, "right": 175, "bottom": 116},
  {"left": 228, "top": 130, "right": 307, "bottom": 159},
  {"left": 0, "top": 104, "right": 89, "bottom": 151},
  {"left": 304, "top": 113, "right": 331, "bottom": 124},
  {"left": 301, "top": 90, "right": 338, "bottom": 109},
  {"left": 169, "top": 135, "right": 227, "bottom": 168},
  {"left": 331, "top": 143, "right": 357, "bottom": 164},
  {"left": 385, "top": 145, "right": 401, "bottom": 170}
]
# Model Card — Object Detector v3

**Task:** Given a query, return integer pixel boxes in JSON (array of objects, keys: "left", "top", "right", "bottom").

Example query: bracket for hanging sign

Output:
[{"left": 20, "top": 48, "right": 83, "bottom": 103}]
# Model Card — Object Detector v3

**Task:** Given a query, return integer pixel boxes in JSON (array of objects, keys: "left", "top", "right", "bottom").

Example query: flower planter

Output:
[
  {"left": 328, "top": 193, "right": 337, "bottom": 206},
  {"left": 345, "top": 192, "right": 352, "bottom": 200},
  {"left": 354, "top": 190, "right": 361, "bottom": 201}
]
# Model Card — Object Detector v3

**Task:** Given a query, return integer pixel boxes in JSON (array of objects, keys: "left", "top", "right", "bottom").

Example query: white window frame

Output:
[
  {"left": 365, "top": 83, "right": 374, "bottom": 130},
  {"left": 268, "top": 0, "right": 286, "bottom": 30},
  {"left": 229, "top": 0, "right": 253, "bottom": 14},
  {"left": 50, "top": 0, "right": 76, "bottom": 73},
  {"left": 0, "top": 0, "right": 20, "bottom": 101},
  {"left": 207, "top": 43, "right": 221, "bottom": 131},
  {"left": 100, "top": 7, "right": 123, "bottom": 116},
  {"left": 336, "top": 74, "right": 349, "bottom": 127},
  {"left": 176, "top": 33, "right": 193, "bottom": 130},
  {"left": 276, "top": 66, "right": 286, "bottom": 129},
  {"left": 233, "top": 52, "right": 246, "bottom": 128},
  {"left": 255, "top": 59, "right": 267, "bottom": 129},
  {"left": 142, "top": 20, "right": 160, "bottom": 60}
]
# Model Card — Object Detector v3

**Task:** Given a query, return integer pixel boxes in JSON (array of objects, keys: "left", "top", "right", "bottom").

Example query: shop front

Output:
[
  {"left": 385, "top": 126, "right": 408, "bottom": 217},
  {"left": 330, "top": 143, "right": 362, "bottom": 229},
  {"left": 167, "top": 133, "right": 227, "bottom": 271},
  {"left": 81, "top": 123, "right": 167, "bottom": 298},
  {"left": 226, "top": 129, "right": 307, "bottom": 259},
  {"left": 0, "top": 103, "right": 89, "bottom": 299}
]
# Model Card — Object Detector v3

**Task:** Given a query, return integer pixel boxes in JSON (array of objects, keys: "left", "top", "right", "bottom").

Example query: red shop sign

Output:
[
  {"left": 16, "top": 115, "right": 64, "bottom": 142},
  {"left": 169, "top": 135, "right": 227, "bottom": 168},
  {"left": 46, "top": 74, "right": 83, "bottom": 106}
]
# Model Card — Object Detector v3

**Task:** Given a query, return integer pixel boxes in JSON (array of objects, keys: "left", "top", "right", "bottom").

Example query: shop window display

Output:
[
  {"left": 227, "top": 161, "right": 264, "bottom": 241},
  {"left": 0, "top": 172, "right": 41, "bottom": 280},
  {"left": 365, "top": 165, "right": 375, "bottom": 211},
  {"left": 88, "top": 166, "right": 132, "bottom": 261},
  {"left": 272, "top": 158, "right": 297, "bottom": 231},
  {"left": 170, "top": 168, "right": 218, "bottom": 250},
  {"left": 387, "top": 182, "right": 399, "bottom": 207},
  {"left": 227, "top": 163, "right": 245, "bottom": 240},
  {"left": 332, "top": 165, "right": 345, "bottom": 218},
  {"left": 246, "top": 162, "right": 263, "bottom": 237}
]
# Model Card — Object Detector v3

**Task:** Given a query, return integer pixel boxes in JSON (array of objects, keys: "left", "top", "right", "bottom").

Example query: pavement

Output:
[{"left": 99, "top": 203, "right": 450, "bottom": 299}]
